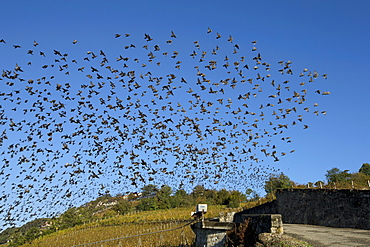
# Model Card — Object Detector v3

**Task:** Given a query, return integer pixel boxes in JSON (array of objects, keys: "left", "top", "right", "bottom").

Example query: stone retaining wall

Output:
[{"left": 234, "top": 189, "right": 370, "bottom": 230}]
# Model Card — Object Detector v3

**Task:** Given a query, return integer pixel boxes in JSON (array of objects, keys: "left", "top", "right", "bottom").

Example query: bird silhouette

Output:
[{"left": 0, "top": 28, "right": 330, "bottom": 227}]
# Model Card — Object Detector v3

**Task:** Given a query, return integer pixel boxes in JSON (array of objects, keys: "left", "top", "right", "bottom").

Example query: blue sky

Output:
[{"left": 0, "top": 0, "right": 370, "bottom": 227}]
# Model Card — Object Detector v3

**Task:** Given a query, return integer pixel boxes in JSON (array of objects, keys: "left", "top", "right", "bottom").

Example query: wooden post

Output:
[{"left": 137, "top": 236, "right": 142, "bottom": 247}]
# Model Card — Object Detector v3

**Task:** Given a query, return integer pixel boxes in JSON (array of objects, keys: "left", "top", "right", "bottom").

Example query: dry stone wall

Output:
[{"left": 235, "top": 189, "right": 370, "bottom": 230}]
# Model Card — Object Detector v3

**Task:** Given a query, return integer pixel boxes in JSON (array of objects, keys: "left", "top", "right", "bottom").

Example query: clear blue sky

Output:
[{"left": 0, "top": 0, "right": 370, "bottom": 227}]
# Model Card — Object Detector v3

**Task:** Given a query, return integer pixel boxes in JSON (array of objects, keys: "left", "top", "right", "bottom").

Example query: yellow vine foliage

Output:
[{"left": 19, "top": 206, "right": 237, "bottom": 247}]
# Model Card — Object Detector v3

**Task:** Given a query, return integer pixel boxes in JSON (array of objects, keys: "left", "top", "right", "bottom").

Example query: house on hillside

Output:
[{"left": 96, "top": 199, "right": 118, "bottom": 208}]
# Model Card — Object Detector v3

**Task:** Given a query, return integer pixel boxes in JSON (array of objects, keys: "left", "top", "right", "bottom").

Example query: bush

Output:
[
  {"left": 112, "top": 199, "right": 132, "bottom": 215},
  {"left": 136, "top": 197, "right": 158, "bottom": 211}
]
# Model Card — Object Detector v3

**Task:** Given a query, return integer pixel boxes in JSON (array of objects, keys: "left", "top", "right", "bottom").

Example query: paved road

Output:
[{"left": 283, "top": 224, "right": 370, "bottom": 247}]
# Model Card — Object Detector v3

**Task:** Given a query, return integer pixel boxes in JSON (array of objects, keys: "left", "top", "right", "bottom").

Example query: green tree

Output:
[
  {"left": 227, "top": 190, "right": 246, "bottom": 208},
  {"left": 141, "top": 184, "right": 158, "bottom": 197},
  {"left": 325, "top": 168, "right": 351, "bottom": 183},
  {"left": 245, "top": 189, "right": 253, "bottom": 199},
  {"left": 192, "top": 185, "right": 205, "bottom": 198},
  {"left": 112, "top": 199, "right": 132, "bottom": 215},
  {"left": 57, "top": 207, "right": 82, "bottom": 229},
  {"left": 191, "top": 185, "right": 207, "bottom": 204},
  {"left": 264, "top": 173, "right": 294, "bottom": 197},
  {"left": 351, "top": 172, "right": 370, "bottom": 188},
  {"left": 251, "top": 191, "right": 260, "bottom": 201},
  {"left": 175, "top": 189, "right": 187, "bottom": 198},
  {"left": 156, "top": 185, "right": 173, "bottom": 209},
  {"left": 216, "top": 189, "right": 230, "bottom": 205},
  {"left": 23, "top": 227, "right": 42, "bottom": 244},
  {"left": 359, "top": 163, "right": 370, "bottom": 176},
  {"left": 8, "top": 227, "right": 45, "bottom": 247},
  {"left": 204, "top": 189, "right": 218, "bottom": 205},
  {"left": 173, "top": 189, "right": 192, "bottom": 207},
  {"left": 136, "top": 197, "right": 158, "bottom": 211},
  {"left": 158, "top": 185, "right": 172, "bottom": 196},
  {"left": 245, "top": 189, "right": 260, "bottom": 202},
  {"left": 0, "top": 227, "right": 17, "bottom": 244}
]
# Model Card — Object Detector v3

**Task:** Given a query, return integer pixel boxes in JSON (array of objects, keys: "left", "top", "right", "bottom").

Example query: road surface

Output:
[{"left": 283, "top": 224, "right": 370, "bottom": 247}]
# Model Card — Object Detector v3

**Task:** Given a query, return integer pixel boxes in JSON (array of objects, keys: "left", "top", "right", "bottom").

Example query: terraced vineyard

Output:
[{"left": 19, "top": 206, "right": 235, "bottom": 247}]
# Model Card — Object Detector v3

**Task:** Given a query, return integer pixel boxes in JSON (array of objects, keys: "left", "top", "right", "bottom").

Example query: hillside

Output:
[
  {"left": 17, "top": 206, "right": 234, "bottom": 247},
  {"left": 4, "top": 165, "right": 366, "bottom": 246},
  {"left": 0, "top": 185, "right": 259, "bottom": 246}
]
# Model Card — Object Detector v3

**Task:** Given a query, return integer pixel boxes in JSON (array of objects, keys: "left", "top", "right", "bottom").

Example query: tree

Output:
[
  {"left": 112, "top": 199, "right": 132, "bottom": 215},
  {"left": 351, "top": 172, "right": 370, "bottom": 188},
  {"left": 245, "top": 189, "right": 253, "bottom": 198},
  {"left": 23, "top": 227, "right": 42, "bottom": 244},
  {"left": 264, "top": 173, "right": 294, "bottom": 197},
  {"left": 204, "top": 189, "right": 218, "bottom": 205},
  {"left": 57, "top": 207, "right": 82, "bottom": 229},
  {"left": 158, "top": 185, "right": 172, "bottom": 196},
  {"left": 216, "top": 189, "right": 230, "bottom": 205},
  {"left": 245, "top": 189, "right": 260, "bottom": 202},
  {"left": 325, "top": 168, "right": 351, "bottom": 183},
  {"left": 192, "top": 185, "right": 205, "bottom": 198},
  {"left": 141, "top": 184, "right": 158, "bottom": 197},
  {"left": 7, "top": 227, "right": 43, "bottom": 247},
  {"left": 359, "top": 163, "right": 370, "bottom": 176},
  {"left": 251, "top": 191, "right": 260, "bottom": 201},
  {"left": 227, "top": 190, "right": 246, "bottom": 208},
  {"left": 136, "top": 197, "right": 158, "bottom": 211},
  {"left": 173, "top": 189, "right": 192, "bottom": 207},
  {"left": 0, "top": 227, "right": 17, "bottom": 245},
  {"left": 156, "top": 185, "right": 173, "bottom": 209},
  {"left": 175, "top": 189, "right": 187, "bottom": 198}
]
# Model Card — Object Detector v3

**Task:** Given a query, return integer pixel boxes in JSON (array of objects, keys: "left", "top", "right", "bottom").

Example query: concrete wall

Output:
[
  {"left": 235, "top": 189, "right": 370, "bottom": 230},
  {"left": 191, "top": 221, "right": 234, "bottom": 247}
]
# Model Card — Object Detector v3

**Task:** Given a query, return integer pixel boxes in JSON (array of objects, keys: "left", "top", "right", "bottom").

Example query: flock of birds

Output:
[{"left": 0, "top": 28, "right": 329, "bottom": 228}]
